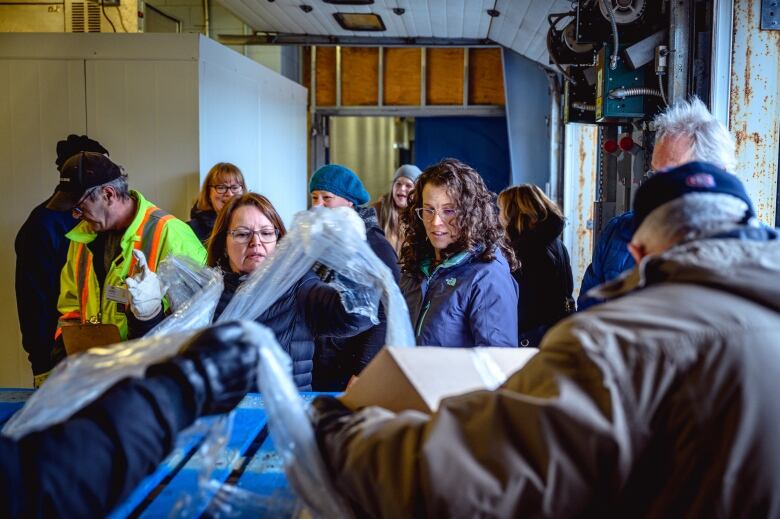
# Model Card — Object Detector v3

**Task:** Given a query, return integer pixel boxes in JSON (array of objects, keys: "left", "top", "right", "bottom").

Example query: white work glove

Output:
[{"left": 126, "top": 250, "right": 164, "bottom": 321}]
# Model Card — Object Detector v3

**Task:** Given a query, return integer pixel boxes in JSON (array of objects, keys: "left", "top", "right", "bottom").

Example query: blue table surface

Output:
[{"left": 0, "top": 388, "right": 322, "bottom": 518}]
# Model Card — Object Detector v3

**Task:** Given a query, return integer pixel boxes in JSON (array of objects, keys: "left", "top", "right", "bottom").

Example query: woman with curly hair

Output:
[
  {"left": 399, "top": 158, "right": 519, "bottom": 347},
  {"left": 498, "top": 185, "right": 574, "bottom": 348}
]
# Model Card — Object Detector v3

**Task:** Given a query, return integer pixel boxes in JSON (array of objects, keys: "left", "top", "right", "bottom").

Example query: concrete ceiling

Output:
[{"left": 215, "top": 0, "right": 575, "bottom": 65}]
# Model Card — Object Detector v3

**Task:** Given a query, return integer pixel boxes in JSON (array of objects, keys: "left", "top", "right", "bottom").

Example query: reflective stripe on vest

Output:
[
  {"left": 54, "top": 245, "right": 91, "bottom": 337},
  {"left": 75, "top": 243, "right": 91, "bottom": 321},
  {"left": 129, "top": 206, "right": 175, "bottom": 276}
]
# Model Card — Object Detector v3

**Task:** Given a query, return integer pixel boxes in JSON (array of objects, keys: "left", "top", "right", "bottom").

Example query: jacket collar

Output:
[
  {"left": 355, "top": 205, "right": 380, "bottom": 230},
  {"left": 420, "top": 247, "right": 481, "bottom": 278}
]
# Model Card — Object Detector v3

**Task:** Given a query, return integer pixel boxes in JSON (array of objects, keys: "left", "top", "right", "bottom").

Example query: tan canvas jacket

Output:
[{"left": 320, "top": 237, "right": 780, "bottom": 518}]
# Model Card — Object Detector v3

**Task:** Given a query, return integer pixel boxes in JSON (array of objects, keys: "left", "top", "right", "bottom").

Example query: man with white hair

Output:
[
  {"left": 578, "top": 97, "right": 737, "bottom": 309},
  {"left": 310, "top": 161, "right": 780, "bottom": 517}
]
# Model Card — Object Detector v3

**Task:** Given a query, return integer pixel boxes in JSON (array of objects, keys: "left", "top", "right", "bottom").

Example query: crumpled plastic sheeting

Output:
[
  {"left": 174, "top": 322, "right": 341, "bottom": 518},
  {"left": 1, "top": 257, "right": 223, "bottom": 440},
  {"left": 156, "top": 255, "right": 223, "bottom": 317},
  {"left": 1, "top": 330, "right": 195, "bottom": 439},
  {"left": 146, "top": 258, "right": 223, "bottom": 338},
  {"left": 256, "top": 319, "right": 356, "bottom": 518},
  {"left": 217, "top": 206, "right": 415, "bottom": 347}
]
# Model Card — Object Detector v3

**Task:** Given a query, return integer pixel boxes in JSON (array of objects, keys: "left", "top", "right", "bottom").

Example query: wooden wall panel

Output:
[
  {"left": 341, "top": 47, "right": 379, "bottom": 106},
  {"left": 315, "top": 46, "right": 337, "bottom": 106},
  {"left": 383, "top": 48, "right": 421, "bottom": 105},
  {"left": 426, "top": 48, "right": 464, "bottom": 105},
  {"left": 469, "top": 48, "right": 505, "bottom": 105}
]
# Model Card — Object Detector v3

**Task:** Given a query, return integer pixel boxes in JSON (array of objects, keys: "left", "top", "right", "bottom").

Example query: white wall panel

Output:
[
  {"left": 0, "top": 59, "right": 86, "bottom": 387},
  {"left": 199, "top": 36, "right": 307, "bottom": 227},
  {"left": 86, "top": 60, "right": 200, "bottom": 220},
  {"left": 0, "top": 34, "right": 307, "bottom": 387}
]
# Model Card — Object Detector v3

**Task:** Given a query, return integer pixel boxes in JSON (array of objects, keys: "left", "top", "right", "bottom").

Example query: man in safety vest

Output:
[{"left": 46, "top": 151, "right": 206, "bottom": 367}]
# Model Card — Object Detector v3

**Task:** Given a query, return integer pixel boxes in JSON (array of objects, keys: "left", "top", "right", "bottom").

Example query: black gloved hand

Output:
[{"left": 146, "top": 321, "right": 260, "bottom": 417}]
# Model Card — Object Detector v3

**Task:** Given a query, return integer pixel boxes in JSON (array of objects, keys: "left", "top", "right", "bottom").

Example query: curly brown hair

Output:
[
  {"left": 399, "top": 158, "right": 518, "bottom": 278},
  {"left": 206, "top": 192, "right": 287, "bottom": 270}
]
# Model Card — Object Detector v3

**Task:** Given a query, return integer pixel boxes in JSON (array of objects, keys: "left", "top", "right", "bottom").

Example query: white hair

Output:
[
  {"left": 632, "top": 193, "right": 750, "bottom": 254},
  {"left": 86, "top": 175, "right": 130, "bottom": 201},
  {"left": 654, "top": 97, "right": 737, "bottom": 171}
]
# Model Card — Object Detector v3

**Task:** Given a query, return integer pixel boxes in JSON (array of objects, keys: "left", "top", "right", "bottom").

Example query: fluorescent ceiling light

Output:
[
  {"left": 333, "top": 12, "right": 386, "bottom": 31},
  {"left": 324, "top": 0, "right": 374, "bottom": 4}
]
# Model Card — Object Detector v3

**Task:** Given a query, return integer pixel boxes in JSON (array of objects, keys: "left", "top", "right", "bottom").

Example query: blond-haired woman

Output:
[
  {"left": 373, "top": 164, "right": 421, "bottom": 255},
  {"left": 188, "top": 162, "right": 247, "bottom": 242},
  {"left": 498, "top": 184, "right": 574, "bottom": 347}
]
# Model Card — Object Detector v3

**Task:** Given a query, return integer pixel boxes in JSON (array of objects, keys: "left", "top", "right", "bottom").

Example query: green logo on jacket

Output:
[{"left": 446, "top": 277, "right": 457, "bottom": 287}]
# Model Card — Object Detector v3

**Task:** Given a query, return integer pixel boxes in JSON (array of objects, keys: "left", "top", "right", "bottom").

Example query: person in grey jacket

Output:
[
  {"left": 312, "top": 162, "right": 780, "bottom": 518},
  {"left": 398, "top": 158, "right": 519, "bottom": 347}
]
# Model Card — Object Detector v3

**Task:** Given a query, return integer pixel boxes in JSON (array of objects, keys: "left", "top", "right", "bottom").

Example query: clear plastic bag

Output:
[
  {"left": 157, "top": 255, "right": 222, "bottom": 314},
  {"left": 1, "top": 257, "right": 223, "bottom": 439},
  {"left": 147, "top": 256, "right": 223, "bottom": 337},
  {"left": 218, "top": 206, "right": 414, "bottom": 347}
]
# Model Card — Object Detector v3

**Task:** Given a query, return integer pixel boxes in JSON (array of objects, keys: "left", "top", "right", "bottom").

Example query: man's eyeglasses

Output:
[
  {"left": 228, "top": 227, "right": 279, "bottom": 244},
  {"left": 415, "top": 207, "right": 458, "bottom": 222},
  {"left": 71, "top": 188, "right": 99, "bottom": 219},
  {"left": 212, "top": 184, "right": 243, "bottom": 195}
]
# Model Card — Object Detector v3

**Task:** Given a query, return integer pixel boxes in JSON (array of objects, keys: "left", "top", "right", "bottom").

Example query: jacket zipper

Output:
[
  {"left": 415, "top": 267, "right": 443, "bottom": 338},
  {"left": 416, "top": 301, "right": 431, "bottom": 338}
]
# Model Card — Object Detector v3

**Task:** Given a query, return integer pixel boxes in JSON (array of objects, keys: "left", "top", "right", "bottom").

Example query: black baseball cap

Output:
[
  {"left": 55, "top": 134, "right": 108, "bottom": 171},
  {"left": 633, "top": 161, "right": 755, "bottom": 230},
  {"left": 46, "top": 152, "right": 123, "bottom": 211}
]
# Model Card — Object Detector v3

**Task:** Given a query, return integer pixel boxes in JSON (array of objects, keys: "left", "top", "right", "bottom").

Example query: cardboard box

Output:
[{"left": 341, "top": 347, "right": 538, "bottom": 414}]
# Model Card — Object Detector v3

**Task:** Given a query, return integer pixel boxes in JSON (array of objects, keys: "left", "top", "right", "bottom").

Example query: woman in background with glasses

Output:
[
  {"left": 188, "top": 162, "right": 247, "bottom": 243},
  {"left": 400, "top": 158, "right": 519, "bottom": 348},
  {"left": 129, "top": 192, "right": 371, "bottom": 389}
]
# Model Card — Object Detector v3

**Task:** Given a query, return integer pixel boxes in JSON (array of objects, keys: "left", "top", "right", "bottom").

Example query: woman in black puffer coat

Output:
[
  {"left": 129, "top": 193, "right": 371, "bottom": 389},
  {"left": 498, "top": 185, "right": 574, "bottom": 348}
]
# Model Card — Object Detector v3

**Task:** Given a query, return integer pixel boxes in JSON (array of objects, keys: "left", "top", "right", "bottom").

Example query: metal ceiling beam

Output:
[{"left": 217, "top": 33, "right": 499, "bottom": 47}]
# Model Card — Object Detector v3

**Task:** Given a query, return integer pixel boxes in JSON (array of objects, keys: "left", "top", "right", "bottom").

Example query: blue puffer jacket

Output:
[
  {"left": 578, "top": 211, "right": 635, "bottom": 310},
  {"left": 401, "top": 248, "right": 519, "bottom": 348}
]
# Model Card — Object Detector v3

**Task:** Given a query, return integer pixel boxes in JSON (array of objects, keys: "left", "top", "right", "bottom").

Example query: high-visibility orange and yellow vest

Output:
[{"left": 56, "top": 190, "right": 207, "bottom": 340}]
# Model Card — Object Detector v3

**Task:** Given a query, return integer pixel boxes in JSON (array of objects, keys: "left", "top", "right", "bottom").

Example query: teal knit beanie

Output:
[{"left": 309, "top": 164, "right": 370, "bottom": 206}]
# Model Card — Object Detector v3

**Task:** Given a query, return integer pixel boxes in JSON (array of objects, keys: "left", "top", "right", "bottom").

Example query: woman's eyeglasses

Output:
[
  {"left": 212, "top": 184, "right": 243, "bottom": 195},
  {"left": 415, "top": 207, "right": 458, "bottom": 222},
  {"left": 228, "top": 227, "right": 279, "bottom": 244}
]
